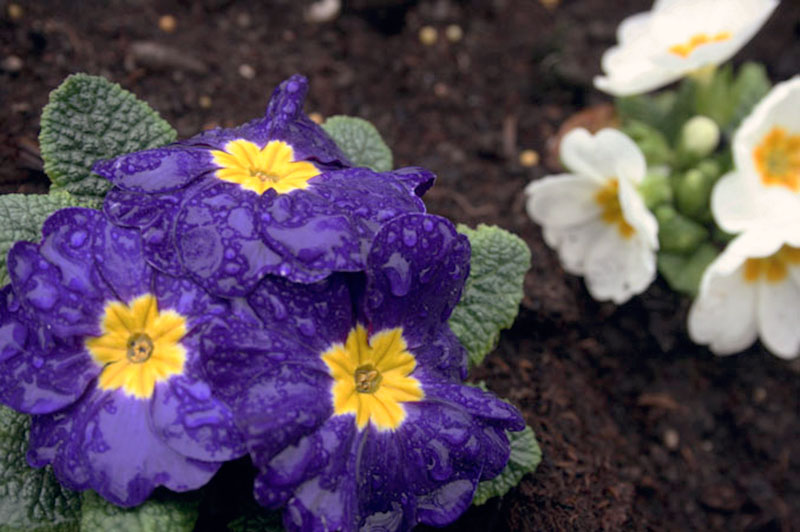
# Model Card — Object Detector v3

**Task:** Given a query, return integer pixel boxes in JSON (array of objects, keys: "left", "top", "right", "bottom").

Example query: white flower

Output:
[
  {"left": 594, "top": 0, "right": 779, "bottom": 97},
  {"left": 688, "top": 222, "right": 800, "bottom": 358},
  {"left": 525, "top": 128, "right": 658, "bottom": 304},
  {"left": 711, "top": 77, "right": 800, "bottom": 234}
]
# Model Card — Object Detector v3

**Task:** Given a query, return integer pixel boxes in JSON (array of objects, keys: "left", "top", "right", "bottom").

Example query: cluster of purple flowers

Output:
[{"left": 0, "top": 75, "right": 523, "bottom": 530}]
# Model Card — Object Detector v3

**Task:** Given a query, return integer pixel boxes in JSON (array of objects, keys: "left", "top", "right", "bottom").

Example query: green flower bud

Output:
[
  {"left": 622, "top": 120, "right": 673, "bottom": 166},
  {"left": 679, "top": 115, "right": 720, "bottom": 158},
  {"left": 638, "top": 170, "right": 673, "bottom": 209},
  {"left": 675, "top": 168, "right": 714, "bottom": 220},
  {"left": 655, "top": 205, "right": 709, "bottom": 254}
]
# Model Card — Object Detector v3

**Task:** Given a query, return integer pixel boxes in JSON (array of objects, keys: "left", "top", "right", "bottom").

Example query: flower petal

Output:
[
  {"left": 364, "top": 214, "right": 470, "bottom": 350},
  {"left": 688, "top": 264, "right": 758, "bottom": 355},
  {"left": 559, "top": 128, "right": 646, "bottom": 184},
  {"left": 93, "top": 146, "right": 214, "bottom": 193},
  {"left": 543, "top": 220, "right": 605, "bottom": 276},
  {"left": 0, "top": 287, "right": 99, "bottom": 414},
  {"left": 28, "top": 388, "right": 220, "bottom": 507},
  {"left": 525, "top": 174, "right": 602, "bottom": 228},
  {"left": 757, "top": 277, "right": 800, "bottom": 359},
  {"left": 583, "top": 226, "right": 656, "bottom": 304}
]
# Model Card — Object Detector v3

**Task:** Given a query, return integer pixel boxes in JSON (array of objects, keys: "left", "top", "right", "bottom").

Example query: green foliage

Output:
[
  {"left": 321, "top": 115, "right": 393, "bottom": 172},
  {"left": 655, "top": 205, "right": 709, "bottom": 254},
  {"left": 449, "top": 225, "right": 530, "bottom": 367},
  {"left": 0, "top": 407, "right": 81, "bottom": 532},
  {"left": 658, "top": 243, "right": 719, "bottom": 297},
  {"left": 693, "top": 62, "right": 771, "bottom": 133},
  {"left": 226, "top": 505, "right": 283, "bottom": 532},
  {"left": 0, "top": 191, "right": 99, "bottom": 285},
  {"left": 39, "top": 74, "right": 176, "bottom": 197},
  {"left": 621, "top": 120, "right": 672, "bottom": 166},
  {"left": 473, "top": 425, "right": 542, "bottom": 506},
  {"left": 638, "top": 171, "right": 673, "bottom": 210},
  {"left": 80, "top": 491, "right": 198, "bottom": 532}
]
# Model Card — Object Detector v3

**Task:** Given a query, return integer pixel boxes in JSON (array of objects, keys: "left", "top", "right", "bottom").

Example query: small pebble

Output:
[
  {"left": 198, "top": 95, "right": 212, "bottom": 109},
  {"left": 419, "top": 26, "right": 438, "bottom": 46},
  {"left": 158, "top": 14, "right": 177, "bottom": 33},
  {"left": 433, "top": 82, "right": 448, "bottom": 97},
  {"left": 445, "top": 24, "right": 463, "bottom": 43},
  {"left": 701, "top": 440, "right": 714, "bottom": 452},
  {"left": 236, "top": 12, "right": 252, "bottom": 28},
  {"left": 6, "top": 3, "right": 22, "bottom": 20},
  {"left": 238, "top": 64, "right": 255, "bottom": 80},
  {"left": 519, "top": 149, "right": 540, "bottom": 167},
  {"left": 2, "top": 55, "right": 23, "bottom": 73},
  {"left": 753, "top": 387, "right": 767, "bottom": 403},
  {"left": 663, "top": 429, "right": 680, "bottom": 451},
  {"left": 305, "top": 0, "right": 341, "bottom": 23},
  {"left": 308, "top": 112, "right": 324, "bottom": 125},
  {"left": 540, "top": 0, "right": 560, "bottom": 10}
]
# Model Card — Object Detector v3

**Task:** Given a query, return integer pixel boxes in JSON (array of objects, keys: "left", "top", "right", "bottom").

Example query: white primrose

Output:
[
  {"left": 525, "top": 128, "right": 658, "bottom": 304},
  {"left": 594, "top": 0, "right": 779, "bottom": 97},
  {"left": 711, "top": 77, "right": 800, "bottom": 234},
  {"left": 688, "top": 222, "right": 800, "bottom": 358}
]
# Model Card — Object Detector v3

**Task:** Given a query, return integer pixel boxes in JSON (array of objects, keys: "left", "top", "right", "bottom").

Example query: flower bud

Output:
[
  {"left": 680, "top": 116, "right": 720, "bottom": 158},
  {"left": 675, "top": 168, "right": 715, "bottom": 220},
  {"left": 655, "top": 205, "right": 708, "bottom": 254}
]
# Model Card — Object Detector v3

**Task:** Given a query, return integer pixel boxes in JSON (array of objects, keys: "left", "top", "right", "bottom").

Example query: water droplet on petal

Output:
[
  {"left": 31, "top": 356, "right": 44, "bottom": 368},
  {"left": 402, "top": 228, "right": 418, "bottom": 247},
  {"left": 383, "top": 253, "right": 411, "bottom": 297},
  {"left": 69, "top": 230, "right": 87, "bottom": 248}
]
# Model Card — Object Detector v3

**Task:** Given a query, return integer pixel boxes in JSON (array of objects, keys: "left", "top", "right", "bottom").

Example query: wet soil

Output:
[{"left": 2, "top": 0, "right": 799, "bottom": 529}]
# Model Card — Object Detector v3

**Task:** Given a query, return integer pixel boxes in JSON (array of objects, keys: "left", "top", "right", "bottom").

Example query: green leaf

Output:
[
  {"left": 80, "top": 491, "right": 198, "bottom": 532},
  {"left": 321, "top": 116, "right": 393, "bottom": 172},
  {"left": 449, "top": 225, "right": 530, "bottom": 367},
  {"left": 655, "top": 205, "right": 709, "bottom": 254},
  {"left": 0, "top": 407, "right": 81, "bottom": 532},
  {"left": 226, "top": 507, "right": 284, "bottom": 532},
  {"left": 472, "top": 425, "right": 542, "bottom": 506},
  {"left": 39, "top": 74, "right": 177, "bottom": 197},
  {"left": 622, "top": 120, "right": 673, "bottom": 166},
  {"left": 725, "top": 62, "right": 771, "bottom": 133},
  {"left": 657, "top": 242, "right": 719, "bottom": 297},
  {"left": 0, "top": 191, "right": 99, "bottom": 285}
]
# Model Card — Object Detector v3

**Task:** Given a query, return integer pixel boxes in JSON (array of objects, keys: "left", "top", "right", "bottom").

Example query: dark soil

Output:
[{"left": 2, "top": 0, "right": 799, "bottom": 529}]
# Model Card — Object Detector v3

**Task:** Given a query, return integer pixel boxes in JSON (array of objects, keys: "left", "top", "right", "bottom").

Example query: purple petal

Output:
[
  {"left": 92, "top": 145, "right": 214, "bottom": 194},
  {"left": 256, "top": 416, "right": 360, "bottom": 529},
  {"left": 364, "top": 213, "right": 470, "bottom": 349},
  {"left": 408, "top": 327, "right": 468, "bottom": 382},
  {"left": 103, "top": 186, "right": 186, "bottom": 277},
  {"left": 420, "top": 380, "right": 525, "bottom": 431},
  {"left": 247, "top": 273, "right": 354, "bottom": 356},
  {"left": 91, "top": 215, "right": 151, "bottom": 303},
  {"left": 175, "top": 179, "right": 283, "bottom": 297},
  {"left": 389, "top": 166, "right": 436, "bottom": 198},
  {"left": 263, "top": 75, "right": 350, "bottom": 167},
  {"left": 28, "top": 388, "right": 220, "bottom": 507},
  {"left": 0, "top": 286, "right": 99, "bottom": 414},
  {"left": 153, "top": 272, "right": 229, "bottom": 328},
  {"left": 8, "top": 241, "right": 104, "bottom": 338},
  {"left": 256, "top": 168, "right": 426, "bottom": 285},
  {"left": 150, "top": 335, "right": 246, "bottom": 462}
]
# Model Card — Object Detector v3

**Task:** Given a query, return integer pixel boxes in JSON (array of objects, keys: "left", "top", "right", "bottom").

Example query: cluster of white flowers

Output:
[
  {"left": 526, "top": 0, "right": 798, "bottom": 359},
  {"left": 690, "top": 78, "right": 800, "bottom": 359}
]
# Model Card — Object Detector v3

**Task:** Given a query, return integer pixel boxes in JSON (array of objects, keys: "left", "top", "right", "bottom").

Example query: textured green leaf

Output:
[
  {"left": 0, "top": 191, "right": 99, "bottom": 285},
  {"left": 80, "top": 491, "right": 198, "bottom": 532},
  {"left": 227, "top": 507, "right": 283, "bottom": 532},
  {"left": 39, "top": 73, "right": 177, "bottom": 197},
  {"left": 449, "top": 225, "right": 530, "bottom": 367},
  {"left": 658, "top": 242, "right": 719, "bottom": 297},
  {"left": 473, "top": 425, "right": 542, "bottom": 506},
  {"left": 321, "top": 115, "right": 393, "bottom": 172},
  {"left": 0, "top": 407, "right": 81, "bottom": 532},
  {"left": 725, "top": 62, "right": 771, "bottom": 133}
]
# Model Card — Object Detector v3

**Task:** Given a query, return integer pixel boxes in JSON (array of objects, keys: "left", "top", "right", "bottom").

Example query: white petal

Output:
[
  {"left": 544, "top": 219, "right": 606, "bottom": 276},
  {"left": 617, "top": 11, "right": 651, "bottom": 43},
  {"left": 710, "top": 171, "right": 761, "bottom": 233},
  {"left": 524, "top": 174, "right": 601, "bottom": 228},
  {"left": 618, "top": 177, "right": 658, "bottom": 249},
  {"left": 559, "top": 128, "right": 646, "bottom": 183},
  {"left": 688, "top": 265, "right": 758, "bottom": 355},
  {"left": 583, "top": 226, "right": 656, "bottom": 304},
  {"left": 757, "top": 278, "right": 800, "bottom": 359}
]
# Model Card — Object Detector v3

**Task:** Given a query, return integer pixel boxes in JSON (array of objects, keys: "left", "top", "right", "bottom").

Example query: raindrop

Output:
[
  {"left": 69, "top": 230, "right": 87, "bottom": 248},
  {"left": 31, "top": 356, "right": 44, "bottom": 368},
  {"left": 402, "top": 228, "right": 418, "bottom": 247}
]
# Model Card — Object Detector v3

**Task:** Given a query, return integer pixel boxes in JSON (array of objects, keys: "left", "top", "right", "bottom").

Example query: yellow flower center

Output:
[
  {"left": 210, "top": 139, "right": 321, "bottom": 195},
  {"left": 85, "top": 294, "right": 187, "bottom": 399},
  {"left": 742, "top": 245, "right": 800, "bottom": 284},
  {"left": 753, "top": 127, "right": 800, "bottom": 192},
  {"left": 321, "top": 325, "right": 424, "bottom": 431},
  {"left": 594, "top": 179, "right": 635, "bottom": 239},
  {"left": 668, "top": 32, "right": 732, "bottom": 58}
]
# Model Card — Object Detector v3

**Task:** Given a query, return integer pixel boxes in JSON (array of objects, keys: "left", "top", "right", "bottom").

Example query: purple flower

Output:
[
  {"left": 202, "top": 214, "right": 525, "bottom": 531},
  {"left": 94, "top": 75, "right": 435, "bottom": 297},
  {"left": 0, "top": 208, "right": 245, "bottom": 506}
]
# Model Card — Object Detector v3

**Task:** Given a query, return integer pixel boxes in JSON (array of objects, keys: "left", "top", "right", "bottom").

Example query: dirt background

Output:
[{"left": 2, "top": 0, "right": 799, "bottom": 530}]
